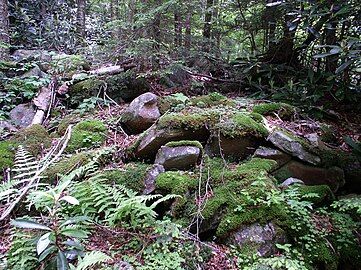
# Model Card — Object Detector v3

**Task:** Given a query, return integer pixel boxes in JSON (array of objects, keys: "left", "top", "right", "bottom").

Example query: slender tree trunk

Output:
[
  {"left": 174, "top": 10, "right": 182, "bottom": 47},
  {"left": 0, "top": 0, "right": 9, "bottom": 60},
  {"left": 184, "top": 6, "right": 192, "bottom": 50},
  {"left": 76, "top": 0, "right": 86, "bottom": 40},
  {"left": 152, "top": 1, "right": 162, "bottom": 68},
  {"left": 111, "top": 0, "right": 120, "bottom": 38},
  {"left": 325, "top": 22, "right": 338, "bottom": 73},
  {"left": 203, "top": 0, "right": 213, "bottom": 52}
]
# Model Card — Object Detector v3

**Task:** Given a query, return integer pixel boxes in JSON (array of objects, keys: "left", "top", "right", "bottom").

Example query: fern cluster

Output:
[
  {"left": 6, "top": 229, "right": 39, "bottom": 270},
  {"left": 70, "top": 173, "right": 178, "bottom": 228},
  {"left": 0, "top": 146, "right": 38, "bottom": 206}
]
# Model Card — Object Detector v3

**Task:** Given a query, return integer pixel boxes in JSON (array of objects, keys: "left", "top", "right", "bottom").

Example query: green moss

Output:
[
  {"left": 58, "top": 114, "right": 80, "bottom": 135},
  {"left": 43, "top": 152, "right": 90, "bottom": 182},
  {"left": 156, "top": 171, "right": 198, "bottom": 213},
  {"left": 298, "top": 185, "right": 335, "bottom": 204},
  {"left": 252, "top": 102, "right": 294, "bottom": 118},
  {"left": 71, "top": 78, "right": 102, "bottom": 94},
  {"left": 101, "top": 162, "right": 151, "bottom": 192},
  {"left": 249, "top": 112, "right": 264, "bottom": 123},
  {"left": 165, "top": 140, "right": 203, "bottom": 149},
  {"left": 14, "top": 124, "right": 51, "bottom": 156},
  {"left": 200, "top": 158, "right": 283, "bottom": 237},
  {"left": 0, "top": 141, "right": 17, "bottom": 174},
  {"left": 66, "top": 119, "right": 107, "bottom": 153},
  {"left": 216, "top": 113, "right": 269, "bottom": 138},
  {"left": 189, "top": 93, "right": 235, "bottom": 108}
]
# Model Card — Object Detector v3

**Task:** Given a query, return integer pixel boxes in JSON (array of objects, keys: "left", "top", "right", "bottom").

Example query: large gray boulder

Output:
[
  {"left": 122, "top": 92, "right": 160, "bottom": 134},
  {"left": 268, "top": 130, "right": 321, "bottom": 165},
  {"left": 9, "top": 103, "right": 36, "bottom": 128},
  {"left": 225, "top": 222, "right": 287, "bottom": 257},
  {"left": 155, "top": 145, "right": 201, "bottom": 170},
  {"left": 273, "top": 160, "right": 345, "bottom": 192}
]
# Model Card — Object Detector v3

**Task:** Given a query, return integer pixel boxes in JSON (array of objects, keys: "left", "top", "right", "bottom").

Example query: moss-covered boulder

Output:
[
  {"left": 132, "top": 106, "right": 268, "bottom": 161},
  {"left": 66, "top": 120, "right": 107, "bottom": 153},
  {"left": 205, "top": 112, "right": 269, "bottom": 159},
  {"left": 13, "top": 124, "right": 52, "bottom": 156},
  {"left": 189, "top": 92, "right": 236, "bottom": 108}
]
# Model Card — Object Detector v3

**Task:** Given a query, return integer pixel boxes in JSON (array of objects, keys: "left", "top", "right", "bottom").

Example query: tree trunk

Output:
[
  {"left": 0, "top": 0, "right": 9, "bottom": 60},
  {"left": 76, "top": 0, "right": 86, "bottom": 40},
  {"left": 174, "top": 10, "right": 182, "bottom": 47},
  {"left": 203, "top": 0, "right": 213, "bottom": 52},
  {"left": 184, "top": 6, "right": 192, "bottom": 50},
  {"left": 152, "top": 1, "right": 162, "bottom": 68},
  {"left": 325, "top": 22, "right": 338, "bottom": 73}
]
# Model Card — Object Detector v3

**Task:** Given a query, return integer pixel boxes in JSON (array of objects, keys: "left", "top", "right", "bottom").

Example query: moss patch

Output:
[
  {"left": 165, "top": 140, "right": 203, "bottom": 149},
  {"left": 0, "top": 141, "right": 17, "bottom": 175},
  {"left": 43, "top": 152, "right": 91, "bottom": 182},
  {"left": 66, "top": 120, "right": 107, "bottom": 153},
  {"left": 189, "top": 93, "right": 235, "bottom": 108},
  {"left": 252, "top": 102, "right": 294, "bottom": 118},
  {"left": 14, "top": 124, "right": 51, "bottom": 156},
  {"left": 57, "top": 114, "right": 81, "bottom": 135},
  {"left": 217, "top": 113, "right": 269, "bottom": 138},
  {"left": 156, "top": 171, "right": 198, "bottom": 214},
  {"left": 101, "top": 162, "right": 151, "bottom": 192}
]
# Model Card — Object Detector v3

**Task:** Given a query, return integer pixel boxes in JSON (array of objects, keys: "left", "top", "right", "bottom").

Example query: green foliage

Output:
[
  {"left": 66, "top": 120, "right": 107, "bottom": 153},
  {"left": 7, "top": 229, "right": 39, "bottom": 270},
  {"left": 100, "top": 162, "right": 151, "bottom": 192}
]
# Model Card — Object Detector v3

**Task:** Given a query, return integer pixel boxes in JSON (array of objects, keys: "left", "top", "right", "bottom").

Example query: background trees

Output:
[{"left": 1, "top": 0, "right": 360, "bottom": 104}]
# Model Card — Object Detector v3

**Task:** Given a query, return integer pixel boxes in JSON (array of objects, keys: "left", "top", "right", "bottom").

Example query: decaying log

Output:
[
  {"left": 89, "top": 65, "right": 124, "bottom": 76},
  {"left": 31, "top": 78, "right": 56, "bottom": 125}
]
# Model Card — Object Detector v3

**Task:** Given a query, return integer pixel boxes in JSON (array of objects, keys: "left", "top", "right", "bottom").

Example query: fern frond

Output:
[{"left": 73, "top": 251, "right": 111, "bottom": 270}]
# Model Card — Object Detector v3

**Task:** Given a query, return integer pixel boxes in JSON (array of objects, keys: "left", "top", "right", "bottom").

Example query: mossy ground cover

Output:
[
  {"left": 252, "top": 102, "right": 294, "bottom": 118},
  {"left": 165, "top": 140, "right": 203, "bottom": 149},
  {"left": 13, "top": 124, "right": 51, "bottom": 156},
  {"left": 0, "top": 141, "right": 17, "bottom": 178},
  {"left": 66, "top": 119, "right": 107, "bottom": 153}
]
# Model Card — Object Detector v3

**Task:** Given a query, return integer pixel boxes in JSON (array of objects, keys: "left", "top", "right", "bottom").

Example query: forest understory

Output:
[{"left": 0, "top": 0, "right": 360, "bottom": 270}]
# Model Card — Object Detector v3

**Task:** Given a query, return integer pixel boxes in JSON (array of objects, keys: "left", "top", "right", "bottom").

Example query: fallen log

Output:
[{"left": 31, "top": 78, "right": 56, "bottom": 125}]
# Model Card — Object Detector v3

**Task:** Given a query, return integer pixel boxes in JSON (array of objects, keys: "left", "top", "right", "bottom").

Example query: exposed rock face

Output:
[
  {"left": 143, "top": 164, "right": 165, "bottom": 195},
  {"left": 279, "top": 177, "right": 305, "bottom": 189},
  {"left": 9, "top": 103, "right": 36, "bottom": 128},
  {"left": 268, "top": 130, "right": 321, "bottom": 165},
  {"left": 155, "top": 145, "right": 201, "bottom": 170},
  {"left": 20, "top": 65, "right": 47, "bottom": 78},
  {"left": 11, "top": 49, "right": 52, "bottom": 62},
  {"left": 205, "top": 134, "right": 259, "bottom": 160},
  {"left": 273, "top": 160, "right": 345, "bottom": 192},
  {"left": 134, "top": 125, "right": 209, "bottom": 160},
  {"left": 253, "top": 146, "right": 291, "bottom": 167},
  {"left": 225, "top": 222, "right": 287, "bottom": 257},
  {"left": 122, "top": 92, "right": 160, "bottom": 134}
]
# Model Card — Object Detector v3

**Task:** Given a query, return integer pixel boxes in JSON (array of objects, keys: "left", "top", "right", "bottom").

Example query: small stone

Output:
[
  {"left": 155, "top": 145, "right": 201, "bottom": 170},
  {"left": 143, "top": 164, "right": 165, "bottom": 195},
  {"left": 279, "top": 177, "right": 305, "bottom": 189},
  {"left": 9, "top": 103, "right": 36, "bottom": 128},
  {"left": 122, "top": 92, "right": 160, "bottom": 134},
  {"left": 253, "top": 146, "right": 291, "bottom": 167},
  {"left": 0, "top": 120, "right": 18, "bottom": 132},
  {"left": 268, "top": 130, "right": 321, "bottom": 165}
]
